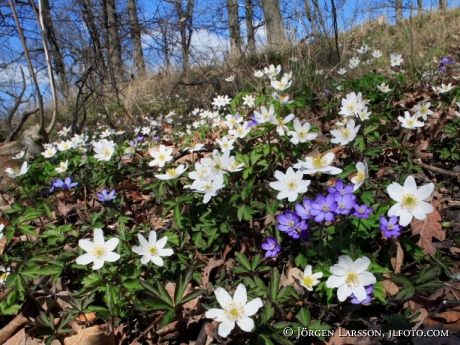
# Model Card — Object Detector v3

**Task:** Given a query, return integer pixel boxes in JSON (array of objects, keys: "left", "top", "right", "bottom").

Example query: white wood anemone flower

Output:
[
  {"left": 5, "top": 161, "right": 29, "bottom": 179},
  {"left": 155, "top": 165, "right": 187, "bottom": 180},
  {"left": 269, "top": 167, "right": 311, "bottom": 202},
  {"left": 293, "top": 152, "right": 342, "bottom": 175},
  {"left": 326, "top": 256, "right": 376, "bottom": 302},
  {"left": 132, "top": 231, "right": 174, "bottom": 266},
  {"left": 386, "top": 175, "right": 434, "bottom": 226},
  {"left": 205, "top": 284, "right": 263, "bottom": 338},
  {"left": 351, "top": 160, "right": 368, "bottom": 191},
  {"left": 300, "top": 265, "right": 323, "bottom": 291},
  {"left": 93, "top": 139, "right": 116, "bottom": 162},
  {"left": 76, "top": 228, "right": 120, "bottom": 270}
]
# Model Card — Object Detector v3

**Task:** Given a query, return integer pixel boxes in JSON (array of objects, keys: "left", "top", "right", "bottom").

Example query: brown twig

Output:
[
  {"left": 415, "top": 161, "right": 460, "bottom": 178},
  {"left": 129, "top": 312, "right": 165, "bottom": 345}
]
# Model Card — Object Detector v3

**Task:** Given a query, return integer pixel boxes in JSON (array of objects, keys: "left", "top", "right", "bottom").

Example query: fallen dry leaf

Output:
[
  {"left": 280, "top": 262, "right": 302, "bottom": 290},
  {"left": 411, "top": 200, "right": 445, "bottom": 254},
  {"left": 201, "top": 258, "right": 224, "bottom": 288},
  {"left": 380, "top": 279, "right": 399, "bottom": 296},
  {"left": 64, "top": 324, "right": 114, "bottom": 345},
  {"left": 389, "top": 237, "right": 404, "bottom": 273}
]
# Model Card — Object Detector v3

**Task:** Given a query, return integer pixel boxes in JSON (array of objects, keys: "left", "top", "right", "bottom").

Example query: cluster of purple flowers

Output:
[
  {"left": 50, "top": 177, "right": 78, "bottom": 192},
  {"left": 277, "top": 180, "right": 372, "bottom": 236},
  {"left": 379, "top": 216, "right": 402, "bottom": 238},
  {"left": 438, "top": 56, "right": 455, "bottom": 72}
]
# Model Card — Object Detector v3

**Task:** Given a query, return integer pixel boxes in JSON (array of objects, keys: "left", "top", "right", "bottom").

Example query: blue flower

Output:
[
  {"left": 50, "top": 177, "right": 78, "bottom": 192},
  {"left": 277, "top": 210, "right": 300, "bottom": 233},
  {"left": 351, "top": 204, "right": 372, "bottom": 219},
  {"left": 295, "top": 197, "right": 313, "bottom": 220},
  {"left": 310, "top": 194, "right": 338, "bottom": 222},
  {"left": 334, "top": 193, "right": 356, "bottom": 215},
  {"left": 261, "top": 237, "right": 281, "bottom": 258},
  {"left": 327, "top": 179, "right": 354, "bottom": 196},
  {"left": 96, "top": 189, "right": 117, "bottom": 202},
  {"left": 350, "top": 284, "right": 374, "bottom": 304},
  {"left": 380, "top": 216, "right": 402, "bottom": 238}
]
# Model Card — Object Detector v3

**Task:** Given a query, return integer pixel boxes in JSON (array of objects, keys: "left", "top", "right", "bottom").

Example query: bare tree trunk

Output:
[
  {"left": 174, "top": 0, "right": 194, "bottom": 74},
  {"left": 244, "top": 0, "right": 256, "bottom": 54},
  {"left": 39, "top": 0, "right": 70, "bottom": 98},
  {"left": 260, "top": 0, "right": 287, "bottom": 48},
  {"left": 103, "top": 0, "right": 124, "bottom": 84},
  {"left": 80, "top": 0, "right": 108, "bottom": 78},
  {"left": 417, "top": 0, "right": 423, "bottom": 12},
  {"left": 396, "top": 0, "right": 402, "bottom": 24},
  {"left": 304, "top": 0, "right": 318, "bottom": 36},
  {"left": 127, "top": 0, "right": 145, "bottom": 77},
  {"left": 438, "top": 0, "right": 447, "bottom": 11},
  {"left": 227, "top": 0, "right": 242, "bottom": 58}
]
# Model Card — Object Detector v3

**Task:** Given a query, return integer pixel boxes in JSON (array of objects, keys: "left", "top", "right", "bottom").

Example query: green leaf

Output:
[
  {"left": 174, "top": 270, "right": 193, "bottom": 305},
  {"left": 308, "top": 320, "right": 331, "bottom": 331},
  {"left": 373, "top": 282, "right": 386, "bottom": 304},
  {"left": 296, "top": 307, "right": 311, "bottom": 326},
  {"left": 415, "top": 266, "right": 440, "bottom": 284},
  {"left": 141, "top": 297, "right": 174, "bottom": 311},
  {"left": 235, "top": 253, "right": 252, "bottom": 271},
  {"left": 359, "top": 191, "right": 375, "bottom": 205},
  {"left": 180, "top": 289, "right": 205, "bottom": 305},
  {"left": 390, "top": 273, "right": 413, "bottom": 287},
  {"left": 237, "top": 204, "right": 254, "bottom": 221},
  {"left": 173, "top": 205, "right": 183, "bottom": 228},
  {"left": 251, "top": 254, "right": 261, "bottom": 271},
  {"left": 396, "top": 286, "right": 415, "bottom": 300},
  {"left": 269, "top": 268, "right": 280, "bottom": 300},
  {"left": 258, "top": 334, "right": 275, "bottom": 345}
]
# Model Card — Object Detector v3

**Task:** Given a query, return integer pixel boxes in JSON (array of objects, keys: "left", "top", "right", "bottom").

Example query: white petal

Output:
[
  {"left": 243, "top": 298, "right": 263, "bottom": 316},
  {"left": 151, "top": 255, "right": 164, "bottom": 266},
  {"left": 326, "top": 275, "right": 346, "bottom": 288},
  {"left": 148, "top": 231, "right": 157, "bottom": 244},
  {"left": 417, "top": 201, "right": 434, "bottom": 215},
  {"left": 140, "top": 255, "right": 151, "bottom": 265},
  {"left": 399, "top": 211, "right": 413, "bottom": 226},
  {"left": 337, "top": 284, "right": 352, "bottom": 301},
  {"left": 155, "top": 236, "right": 168, "bottom": 250},
  {"left": 132, "top": 246, "right": 147, "bottom": 256},
  {"left": 218, "top": 320, "right": 235, "bottom": 338},
  {"left": 158, "top": 248, "right": 174, "bottom": 257},
  {"left": 79, "top": 239, "right": 94, "bottom": 253},
  {"left": 138, "top": 234, "right": 149, "bottom": 248},
  {"left": 351, "top": 285, "right": 367, "bottom": 302},
  {"left": 205, "top": 308, "right": 224, "bottom": 320},
  {"left": 350, "top": 257, "right": 370, "bottom": 274},
  {"left": 92, "top": 259, "right": 105, "bottom": 270},
  {"left": 237, "top": 316, "right": 255, "bottom": 332},
  {"left": 104, "top": 238, "right": 119, "bottom": 252},
  {"left": 303, "top": 265, "right": 313, "bottom": 276},
  {"left": 329, "top": 265, "right": 347, "bottom": 276},
  {"left": 214, "top": 287, "right": 232, "bottom": 308},
  {"left": 387, "top": 183, "right": 404, "bottom": 202},
  {"left": 359, "top": 271, "right": 376, "bottom": 286},
  {"left": 104, "top": 252, "right": 120, "bottom": 262},
  {"left": 76, "top": 253, "right": 95, "bottom": 265},
  {"left": 323, "top": 152, "right": 335, "bottom": 165},
  {"left": 337, "top": 255, "right": 353, "bottom": 268},
  {"left": 403, "top": 176, "right": 417, "bottom": 193},
  {"left": 233, "top": 284, "right": 247, "bottom": 305},
  {"left": 416, "top": 184, "right": 434, "bottom": 200},
  {"left": 93, "top": 228, "right": 105, "bottom": 245}
]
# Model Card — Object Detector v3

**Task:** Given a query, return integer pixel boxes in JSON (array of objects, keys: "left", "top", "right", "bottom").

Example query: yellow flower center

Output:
[
  {"left": 355, "top": 171, "right": 365, "bottom": 182},
  {"left": 102, "top": 148, "right": 111, "bottom": 156},
  {"left": 148, "top": 245, "right": 158, "bottom": 255},
  {"left": 312, "top": 155, "right": 327, "bottom": 169},
  {"left": 346, "top": 272, "right": 360, "bottom": 288},
  {"left": 92, "top": 245, "right": 106, "bottom": 259},
  {"left": 224, "top": 302, "right": 244, "bottom": 321},
  {"left": 288, "top": 221, "right": 295, "bottom": 228},
  {"left": 166, "top": 168, "right": 177, "bottom": 177},
  {"left": 340, "top": 128, "right": 351, "bottom": 138},
  {"left": 407, "top": 119, "right": 415, "bottom": 126},
  {"left": 401, "top": 194, "right": 418, "bottom": 211},
  {"left": 159, "top": 153, "right": 166, "bottom": 161},
  {"left": 302, "top": 276, "right": 314, "bottom": 288},
  {"left": 286, "top": 179, "right": 297, "bottom": 190},
  {"left": 13, "top": 167, "right": 20, "bottom": 174}
]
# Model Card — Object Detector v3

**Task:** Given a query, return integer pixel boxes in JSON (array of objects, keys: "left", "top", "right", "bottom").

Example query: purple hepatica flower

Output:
[
  {"left": 129, "top": 140, "right": 137, "bottom": 147},
  {"left": 287, "top": 220, "right": 308, "bottom": 240},
  {"left": 277, "top": 210, "right": 300, "bottom": 233},
  {"left": 352, "top": 204, "right": 372, "bottom": 219},
  {"left": 295, "top": 197, "right": 313, "bottom": 220},
  {"left": 96, "top": 189, "right": 117, "bottom": 202},
  {"left": 327, "top": 179, "right": 354, "bottom": 196},
  {"left": 50, "top": 177, "right": 78, "bottom": 192},
  {"left": 440, "top": 57, "right": 454, "bottom": 65},
  {"left": 350, "top": 285, "right": 374, "bottom": 304},
  {"left": 438, "top": 65, "right": 447, "bottom": 72},
  {"left": 137, "top": 135, "right": 144, "bottom": 142},
  {"left": 323, "top": 89, "right": 331, "bottom": 95},
  {"left": 261, "top": 237, "right": 281, "bottom": 258},
  {"left": 334, "top": 192, "right": 356, "bottom": 215},
  {"left": 380, "top": 216, "right": 402, "bottom": 238},
  {"left": 310, "top": 194, "right": 338, "bottom": 222},
  {"left": 153, "top": 136, "right": 160, "bottom": 141}
]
